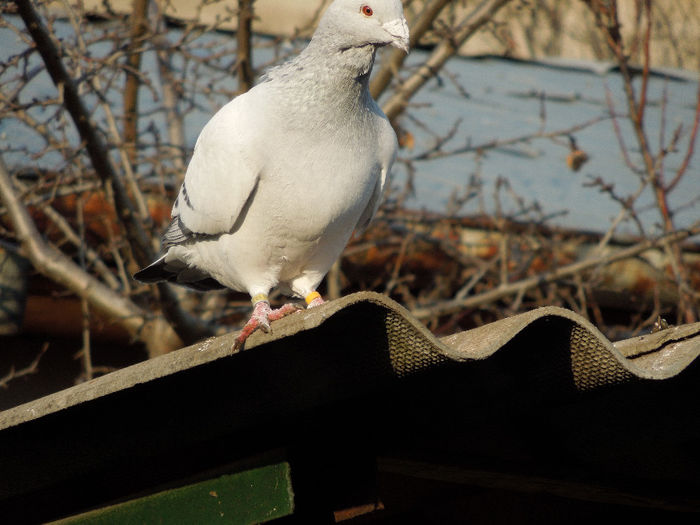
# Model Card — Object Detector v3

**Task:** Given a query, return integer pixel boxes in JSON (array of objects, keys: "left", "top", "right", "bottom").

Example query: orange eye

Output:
[{"left": 361, "top": 5, "right": 373, "bottom": 16}]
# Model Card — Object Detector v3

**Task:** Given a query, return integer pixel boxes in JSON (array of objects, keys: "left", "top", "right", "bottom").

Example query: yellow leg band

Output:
[
  {"left": 305, "top": 291, "right": 321, "bottom": 305},
  {"left": 251, "top": 293, "right": 269, "bottom": 305}
]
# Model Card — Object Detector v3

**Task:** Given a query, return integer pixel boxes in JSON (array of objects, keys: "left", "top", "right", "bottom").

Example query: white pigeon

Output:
[{"left": 135, "top": 0, "right": 409, "bottom": 348}]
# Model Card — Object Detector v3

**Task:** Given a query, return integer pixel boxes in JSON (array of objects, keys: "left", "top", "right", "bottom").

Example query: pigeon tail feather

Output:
[
  {"left": 134, "top": 255, "right": 225, "bottom": 291},
  {"left": 133, "top": 255, "right": 168, "bottom": 283}
]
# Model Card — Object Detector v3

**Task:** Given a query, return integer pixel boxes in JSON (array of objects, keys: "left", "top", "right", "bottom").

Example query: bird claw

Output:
[
  {"left": 258, "top": 318, "right": 271, "bottom": 333},
  {"left": 233, "top": 301, "right": 301, "bottom": 351}
]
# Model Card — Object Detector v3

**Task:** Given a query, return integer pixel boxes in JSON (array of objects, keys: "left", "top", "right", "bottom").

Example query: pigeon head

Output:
[{"left": 316, "top": 0, "right": 410, "bottom": 53}]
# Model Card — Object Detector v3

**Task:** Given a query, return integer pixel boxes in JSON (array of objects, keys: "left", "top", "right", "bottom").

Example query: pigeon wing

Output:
[
  {"left": 355, "top": 163, "right": 389, "bottom": 236},
  {"left": 354, "top": 117, "right": 397, "bottom": 236},
  {"left": 172, "top": 95, "right": 264, "bottom": 238}
]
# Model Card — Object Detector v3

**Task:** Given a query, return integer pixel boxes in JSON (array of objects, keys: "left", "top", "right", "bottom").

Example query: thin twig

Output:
[
  {"left": 0, "top": 155, "right": 181, "bottom": 356},
  {"left": 370, "top": 0, "right": 452, "bottom": 99},
  {"left": 14, "top": 0, "right": 214, "bottom": 344},
  {"left": 667, "top": 80, "right": 700, "bottom": 192},
  {"left": 0, "top": 343, "right": 49, "bottom": 390},
  {"left": 14, "top": 0, "right": 153, "bottom": 266},
  {"left": 381, "top": 0, "right": 514, "bottom": 123},
  {"left": 76, "top": 195, "right": 93, "bottom": 382},
  {"left": 411, "top": 227, "right": 699, "bottom": 320},
  {"left": 407, "top": 114, "right": 611, "bottom": 162}
]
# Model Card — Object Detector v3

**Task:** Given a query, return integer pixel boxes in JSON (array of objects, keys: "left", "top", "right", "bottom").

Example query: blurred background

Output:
[{"left": 0, "top": 0, "right": 698, "bottom": 408}]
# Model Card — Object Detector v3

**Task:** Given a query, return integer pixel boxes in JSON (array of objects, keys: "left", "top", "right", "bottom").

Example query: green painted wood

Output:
[{"left": 56, "top": 462, "right": 294, "bottom": 524}]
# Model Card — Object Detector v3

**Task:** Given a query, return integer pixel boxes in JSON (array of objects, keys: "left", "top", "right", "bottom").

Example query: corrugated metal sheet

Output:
[
  {"left": 3, "top": 292, "right": 698, "bottom": 432},
  {"left": 0, "top": 292, "right": 698, "bottom": 521}
]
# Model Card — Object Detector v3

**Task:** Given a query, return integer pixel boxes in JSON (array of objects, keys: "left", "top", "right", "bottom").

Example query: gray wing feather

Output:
[{"left": 162, "top": 216, "right": 193, "bottom": 249}]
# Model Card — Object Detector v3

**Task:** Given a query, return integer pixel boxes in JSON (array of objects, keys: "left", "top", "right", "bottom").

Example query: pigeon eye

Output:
[{"left": 361, "top": 5, "right": 373, "bottom": 17}]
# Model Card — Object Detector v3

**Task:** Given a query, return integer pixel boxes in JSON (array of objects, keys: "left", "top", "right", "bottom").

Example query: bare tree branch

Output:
[
  {"left": 0, "top": 155, "right": 181, "bottom": 356},
  {"left": 0, "top": 343, "right": 48, "bottom": 390},
  {"left": 581, "top": 0, "right": 697, "bottom": 323},
  {"left": 406, "top": 114, "right": 611, "bottom": 162},
  {"left": 14, "top": 0, "right": 152, "bottom": 267},
  {"left": 237, "top": 0, "right": 255, "bottom": 93},
  {"left": 411, "top": 227, "right": 700, "bottom": 321},
  {"left": 14, "top": 0, "right": 215, "bottom": 344},
  {"left": 10, "top": 178, "right": 122, "bottom": 290},
  {"left": 59, "top": 3, "right": 151, "bottom": 225},
  {"left": 381, "top": 0, "right": 514, "bottom": 123},
  {"left": 667, "top": 81, "right": 700, "bottom": 192},
  {"left": 124, "top": 0, "right": 150, "bottom": 166},
  {"left": 370, "top": 0, "right": 452, "bottom": 99}
]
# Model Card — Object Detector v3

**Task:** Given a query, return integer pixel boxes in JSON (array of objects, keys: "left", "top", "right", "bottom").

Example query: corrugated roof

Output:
[
  {"left": 2, "top": 292, "right": 697, "bottom": 432},
  {"left": 0, "top": 292, "right": 698, "bottom": 521}
]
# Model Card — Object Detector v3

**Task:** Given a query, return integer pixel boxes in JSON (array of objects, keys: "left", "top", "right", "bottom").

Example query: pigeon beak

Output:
[{"left": 383, "top": 17, "right": 410, "bottom": 53}]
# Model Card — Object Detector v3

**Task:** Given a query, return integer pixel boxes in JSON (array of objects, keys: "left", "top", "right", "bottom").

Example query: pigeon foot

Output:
[{"left": 233, "top": 301, "right": 300, "bottom": 351}]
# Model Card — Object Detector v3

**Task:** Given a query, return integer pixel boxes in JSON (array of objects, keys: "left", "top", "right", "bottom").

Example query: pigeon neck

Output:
[
  {"left": 261, "top": 38, "right": 381, "bottom": 118},
  {"left": 303, "top": 37, "right": 378, "bottom": 88}
]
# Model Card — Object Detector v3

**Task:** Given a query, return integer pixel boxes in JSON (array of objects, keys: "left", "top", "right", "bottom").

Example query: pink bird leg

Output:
[
  {"left": 233, "top": 291, "right": 326, "bottom": 350},
  {"left": 233, "top": 300, "right": 300, "bottom": 351}
]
